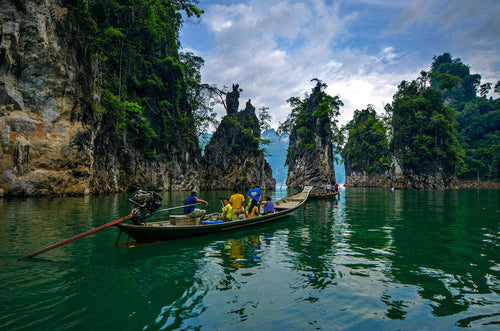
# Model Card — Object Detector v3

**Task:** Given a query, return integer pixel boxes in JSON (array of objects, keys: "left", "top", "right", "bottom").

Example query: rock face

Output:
[
  {"left": 226, "top": 84, "right": 239, "bottom": 116},
  {"left": 344, "top": 157, "right": 458, "bottom": 189},
  {"left": 202, "top": 97, "right": 275, "bottom": 190},
  {"left": 0, "top": 0, "right": 91, "bottom": 196},
  {"left": 0, "top": 0, "right": 201, "bottom": 196},
  {"left": 286, "top": 84, "right": 335, "bottom": 189}
]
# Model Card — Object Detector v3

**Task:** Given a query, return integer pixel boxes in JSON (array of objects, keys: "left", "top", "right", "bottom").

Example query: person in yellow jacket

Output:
[
  {"left": 221, "top": 198, "right": 233, "bottom": 222},
  {"left": 247, "top": 199, "right": 259, "bottom": 218},
  {"left": 229, "top": 188, "right": 247, "bottom": 220}
]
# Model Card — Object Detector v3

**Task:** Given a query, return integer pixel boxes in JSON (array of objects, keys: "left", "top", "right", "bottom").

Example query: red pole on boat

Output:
[{"left": 17, "top": 214, "right": 134, "bottom": 260}]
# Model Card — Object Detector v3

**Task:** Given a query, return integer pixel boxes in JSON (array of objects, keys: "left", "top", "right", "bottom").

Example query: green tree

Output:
[
  {"left": 430, "top": 53, "right": 481, "bottom": 103},
  {"left": 258, "top": 106, "right": 272, "bottom": 131},
  {"left": 437, "top": 73, "right": 462, "bottom": 98},
  {"left": 279, "top": 79, "right": 343, "bottom": 147},
  {"left": 63, "top": 0, "right": 205, "bottom": 157},
  {"left": 431, "top": 53, "right": 500, "bottom": 181},
  {"left": 389, "top": 78, "right": 463, "bottom": 175},
  {"left": 342, "top": 105, "right": 390, "bottom": 173},
  {"left": 479, "top": 83, "right": 492, "bottom": 97},
  {"left": 180, "top": 52, "right": 219, "bottom": 134},
  {"left": 494, "top": 81, "right": 500, "bottom": 95},
  {"left": 455, "top": 98, "right": 500, "bottom": 180}
]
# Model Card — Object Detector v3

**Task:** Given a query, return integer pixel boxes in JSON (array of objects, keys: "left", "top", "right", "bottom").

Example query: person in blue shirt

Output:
[
  {"left": 263, "top": 196, "right": 275, "bottom": 214},
  {"left": 184, "top": 191, "right": 209, "bottom": 224},
  {"left": 247, "top": 181, "right": 262, "bottom": 204}
]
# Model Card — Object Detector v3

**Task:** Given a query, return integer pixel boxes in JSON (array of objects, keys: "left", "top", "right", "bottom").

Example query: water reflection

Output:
[
  {"left": 1, "top": 188, "right": 500, "bottom": 329},
  {"left": 286, "top": 199, "right": 341, "bottom": 291},
  {"left": 222, "top": 236, "right": 262, "bottom": 269},
  {"left": 344, "top": 188, "right": 500, "bottom": 326},
  {"left": 114, "top": 222, "right": 285, "bottom": 329}
]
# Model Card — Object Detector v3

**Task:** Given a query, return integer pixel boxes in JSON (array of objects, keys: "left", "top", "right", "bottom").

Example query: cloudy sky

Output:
[{"left": 180, "top": 0, "right": 500, "bottom": 129}]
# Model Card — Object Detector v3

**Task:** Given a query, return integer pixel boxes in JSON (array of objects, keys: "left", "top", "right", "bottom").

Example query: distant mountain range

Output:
[
  {"left": 261, "top": 129, "right": 289, "bottom": 186},
  {"left": 334, "top": 152, "right": 345, "bottom": 184},
  {"left": 199, "top": 129, "right": 345, "bottom": 186},
  {"left": 199, "top": 133, "right": 212, "bottom": 154}
]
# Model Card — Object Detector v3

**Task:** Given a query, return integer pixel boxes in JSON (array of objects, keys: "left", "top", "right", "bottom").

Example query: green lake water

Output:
[{"left": 1, "top": 188, "right": 499, "bottom": 330}]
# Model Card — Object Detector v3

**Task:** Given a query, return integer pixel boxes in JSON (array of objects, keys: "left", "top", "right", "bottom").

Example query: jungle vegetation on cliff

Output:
[
  {"left": 389, "top": 77, "right": 462, "bottom": 176},
  {"left": 62, "top": 0, "right": 205, "bottom": 158},
  {"left": 343, "top": 53, "right": 499, "bottom": 183},
  {"left": 430, "top": 53, "right": 500, "bottom": 181},
  {"left": 342, "top": 105, "right": 389, "bottom": 174},
  {"left": 280, "top": 79, "right": 343, "bottom": 159},
  {"left": 279, "top": 79, "right": 343, "bottom": 188}
]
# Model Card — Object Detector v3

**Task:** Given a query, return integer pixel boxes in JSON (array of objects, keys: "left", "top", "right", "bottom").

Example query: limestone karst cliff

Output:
[
  {"left": 0, "top": 2, "right": 277, "bottom": 197},
  {"left": 0, "top": 0, "right": 202, "bottom": 196},
  {"left": 1, "top": 0, "right": 90, "bottom": 196},
  {"left": 285, "top": 82, "right": 340, "bottom": 189},
  {"left": 202, "top": 86, "right": 275, "bottom": 190},
  {"left": 342, "top": 74, "right": 460, "bottom": 190}
]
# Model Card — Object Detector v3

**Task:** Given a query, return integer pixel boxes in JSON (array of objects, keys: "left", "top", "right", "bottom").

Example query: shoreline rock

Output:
[
  {"left": 344, "top": 170, "right": 499, "bottom": 190},
  {"left": 456, "top": 180, "right": 500, "bottom": 190}
]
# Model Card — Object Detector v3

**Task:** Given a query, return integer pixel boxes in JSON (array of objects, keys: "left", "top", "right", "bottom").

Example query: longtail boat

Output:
[
  {"left": 308, "top": 188, "right": 340, "bottom": 200},
  {"left": 115, "top": 186, "right": 313, "bottom": 243}
]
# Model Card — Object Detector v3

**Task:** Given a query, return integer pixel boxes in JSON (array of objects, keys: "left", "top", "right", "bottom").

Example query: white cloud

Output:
[
  {"left": 388, "top": 0, "right": 500, "bottom": 50},
  {"left": 454, "top": 4, "right": 500, "bottom": 47},
  {"left": 388, "top": 0, "right": 434, "bottom": 32},
  {"left": 196, "top": 0, "right": 402, "bottom": 128},
  {"left": 181, "top": 0, "right": 499, "bottom": 130},
  {"left": 346, "top": 0, "right": 404, "bottom": 6}
]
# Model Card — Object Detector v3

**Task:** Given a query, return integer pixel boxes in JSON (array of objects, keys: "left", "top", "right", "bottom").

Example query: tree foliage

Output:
[
  {"left": 389, "top": 79, "right": 462, "bottom": 174},
  {"left": 342, "top": 53, "right": 498, "bottom": 182},
  {"left": 494, "top": 81, "right": 500, "bottom": 95},
  {"left": 430, "top": 53, "right": 481, "bottom": 103},
  {"left": 179, "top": 52, "right": 220, "bottom": 135},
  {"left": 430, "top": 53, "right": 500, "bottom": 181},
  {"left": 280, "top": 79, "right": 343, "bottom": 166},
  {"left": 62, "top": 0, "right": 205, "bottom": 157},
  {"left": 279, "top": 79, "right": 343, "bottom": 146},
  {"left": 342, "top": 105, "right": 390, "bottom": 173},
  {"left": 454, "top": 96, "right": 500, "bottom": 181},
  {"left": 258, "top": 106, "right": 272, "bottom": 132}
]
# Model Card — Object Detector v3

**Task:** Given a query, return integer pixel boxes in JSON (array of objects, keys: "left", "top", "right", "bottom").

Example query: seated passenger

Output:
[
  {"left": 326, "top": 184, "right": 332, "bottom": 193},
  {"left": 263, "top": 196, "right": 275, "bottom": 215},
  {"left": 184, "top": 191, "right": 209, "bottom": 225},
  {"left": 247, "top": 199, "right": 259, "bottom": 218},
  {"left": 221, "top": 198, "right": 233, "bottom": 222}
]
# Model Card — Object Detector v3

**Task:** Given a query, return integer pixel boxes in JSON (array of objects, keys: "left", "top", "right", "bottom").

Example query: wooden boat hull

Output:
[
  {"left": 116, "top": 187, "right": 312, "bottom": 243},
  {"left": 308, "top": 191, "right": 339, "bottom": 200}
]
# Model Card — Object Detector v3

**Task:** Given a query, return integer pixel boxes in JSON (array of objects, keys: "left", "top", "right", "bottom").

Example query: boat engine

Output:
[{"left": 128, "top": 190, "right": 163, "bottom": 224}]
